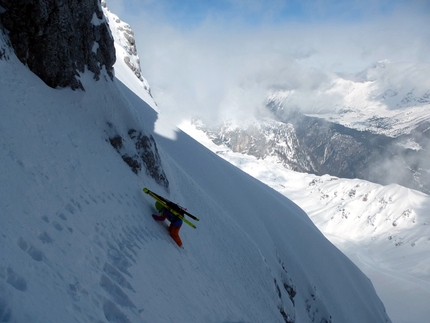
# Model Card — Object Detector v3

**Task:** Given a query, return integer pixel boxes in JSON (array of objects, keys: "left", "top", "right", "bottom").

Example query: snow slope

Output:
[
  {"left": 0, "top": 16, "right": 391, "bottom": 323},
  {"left": 181, "top": 121, "right": 430, "bottom": 323}
]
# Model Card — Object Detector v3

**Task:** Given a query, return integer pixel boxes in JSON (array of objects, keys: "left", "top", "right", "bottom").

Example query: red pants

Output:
[
  {"left": 169, "top": 225, "right": 182, "bottom": 247},
  {"left": 152, "top": 213, "right": 183, "bottom": 247}
]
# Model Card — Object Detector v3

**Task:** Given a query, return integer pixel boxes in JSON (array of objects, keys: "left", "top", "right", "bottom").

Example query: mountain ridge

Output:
[
  {"left": 195, "top": 103, "right": 430, "bottom": 194},
  {"left": 269, "top": 60, "right": 430, "bottom": 137}
]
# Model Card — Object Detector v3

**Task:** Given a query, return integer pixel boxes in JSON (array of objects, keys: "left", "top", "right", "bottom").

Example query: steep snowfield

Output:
[
  {"left": 0, "top": 22, "right": 392, "bottom": 323},
  {"left": 181, "top": 121, "right": 430, "bottom": 323}
]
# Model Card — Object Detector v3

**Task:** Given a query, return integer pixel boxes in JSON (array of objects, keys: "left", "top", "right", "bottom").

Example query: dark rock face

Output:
[
  {"left": 203, "top": 120, "right": 317, "bottom": 173},
  {"left": 281, "top": 113, "right": 430, "bottom": 194},
  {"left": 107, "top": 123, "right": 169, "bottom": 190},
  {"left": 291, "top": 115, "right": 390, "bottom": 180},
  {"left": 0, "top": 26, "right": 11, "bottom": 60},
  {"left": 0, "top": 0, "right": 116, "bottom": 90}
]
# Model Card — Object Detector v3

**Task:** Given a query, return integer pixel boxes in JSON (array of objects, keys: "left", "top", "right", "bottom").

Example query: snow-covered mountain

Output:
[
  {"left": 197, "top": 117, "right": 317, "bottom": 173},
  {"left": 194, "top": 59, "right": 430, "bottom": 195},
  {"left": 197, "top": 110, "right": 430, "bottom": 195},
  {"left": 181, "top": 122, "right": 430, "bottom": 323},
  {"left": 195, "top": 61, "right": 430, "bottom": 194},
  {"left": 0, "top": 3, "right": 391, "bottom": 323},
  {"left": 269, "top": 60, "right": 430, "bottom": 138},
  {"left": 184, "top": 58, "right": 430, "bottom": 322}
]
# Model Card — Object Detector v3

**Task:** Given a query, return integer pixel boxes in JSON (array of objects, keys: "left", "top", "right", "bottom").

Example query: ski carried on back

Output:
[{"left": 143, "top": 188, "right": 199, "bottom": 229}]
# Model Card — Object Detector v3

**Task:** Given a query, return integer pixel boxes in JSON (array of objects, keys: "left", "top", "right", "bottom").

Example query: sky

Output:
[{"left": 105, "top": 0, "right": 430, "bottom": 124}]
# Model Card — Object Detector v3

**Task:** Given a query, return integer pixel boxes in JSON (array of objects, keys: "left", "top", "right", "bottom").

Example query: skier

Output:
[{"left": 152, "top": 201, "right": 183, "bottom": 247}]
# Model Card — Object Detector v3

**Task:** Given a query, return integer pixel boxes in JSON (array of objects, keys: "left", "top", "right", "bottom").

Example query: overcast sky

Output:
[{"left": 106, "top": 0, "right": 430, "bottom": 124}]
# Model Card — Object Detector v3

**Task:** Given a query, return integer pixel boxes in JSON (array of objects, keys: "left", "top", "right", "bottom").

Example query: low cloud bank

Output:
[{"left": 108, "top": 0, "right": 430, "bottom": 126}]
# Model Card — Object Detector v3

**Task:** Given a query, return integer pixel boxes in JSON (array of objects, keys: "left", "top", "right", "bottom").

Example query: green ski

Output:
[
  {"left": 143, "top": 188, "right": 199, "bottom": 221},
  {"left": 143, "top": 188, "right": 198, "bottom": 229}
]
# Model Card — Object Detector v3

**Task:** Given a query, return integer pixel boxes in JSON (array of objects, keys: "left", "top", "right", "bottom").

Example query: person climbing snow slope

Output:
[{"left": 152, "top": 201, "right": 183, "bottom": 247}]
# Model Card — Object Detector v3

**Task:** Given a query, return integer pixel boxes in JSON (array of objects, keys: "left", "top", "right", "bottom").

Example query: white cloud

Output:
[{"left": 113, "top": 1, "right": 430, "bottom": 126}]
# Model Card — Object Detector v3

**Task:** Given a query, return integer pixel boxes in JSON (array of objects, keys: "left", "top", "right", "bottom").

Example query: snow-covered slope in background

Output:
[
  {"left": 269, "top": 60, "right": 430, "bottom": 138},
  {"left": 181, "top": 121, "right": 430, "bottom": 323},
  {"left": 0, "top": 13, "right": 391, "bottom": 323}
]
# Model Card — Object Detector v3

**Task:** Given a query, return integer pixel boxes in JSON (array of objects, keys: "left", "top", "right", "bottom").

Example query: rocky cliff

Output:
[{"left": 0, "top": 0, "right": 115, "bottom": 90}]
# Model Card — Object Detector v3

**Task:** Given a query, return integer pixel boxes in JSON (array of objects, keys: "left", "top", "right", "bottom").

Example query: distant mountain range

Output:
[{"left": 195, "top": 61, "right": 430, "bottom": 194}]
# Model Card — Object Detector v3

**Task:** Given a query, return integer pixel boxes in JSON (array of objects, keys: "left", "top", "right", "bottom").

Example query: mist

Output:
[
  {"left": 103, "top": 0, "right": 430, "bottom": 193},
  {"left": 109, "top": 3, "right": 427, "bottom": 125}
]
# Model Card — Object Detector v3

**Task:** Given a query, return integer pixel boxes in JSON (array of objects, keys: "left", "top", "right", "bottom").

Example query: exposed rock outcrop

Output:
[
  {"left": 107, "top": 123, "right": 169, "bottom": 189},
  {"left": 0, "top": 0, "right": 116, "bottom": 90},
  {"left": 0, "top": 25, "right": 11, "bottom": 60}
]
